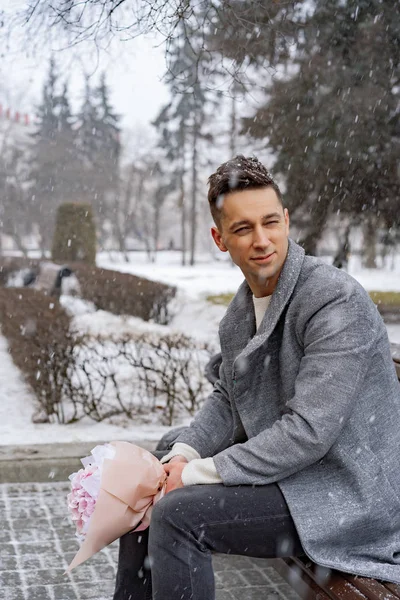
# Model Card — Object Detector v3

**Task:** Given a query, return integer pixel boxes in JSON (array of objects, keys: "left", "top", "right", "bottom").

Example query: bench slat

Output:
[
  {"left": 343, "top": 575, "right": 400, "bottom": 600},
  {"left": 394, "top": 359, "right": 400, "bottom": 380},
  {"left": 383, "top": 583, "right": 400, "bottom": 599},
  {"left": 272, "top": 557, "right": 332, "bottom": 600},
  {"left": 292, "top": 557, "right": 368, "bottom": 600}
]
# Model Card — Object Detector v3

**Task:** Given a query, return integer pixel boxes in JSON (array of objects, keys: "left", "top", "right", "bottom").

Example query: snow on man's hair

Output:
[{"left": 207, "top": 155, "right": 283, "bottom": 226}]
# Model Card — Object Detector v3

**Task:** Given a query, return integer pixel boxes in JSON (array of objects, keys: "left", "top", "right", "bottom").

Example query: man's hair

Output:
[{"left": 207, "top": 155, "right": 283, "bottom": 227}]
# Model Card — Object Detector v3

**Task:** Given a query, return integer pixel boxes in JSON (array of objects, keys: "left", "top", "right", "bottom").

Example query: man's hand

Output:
[
  {"left": 168, "top": 455, "right": 188, "bottom": 464},
  {"left": 164, "top": 461, "right": 187, "bottom": 494}
]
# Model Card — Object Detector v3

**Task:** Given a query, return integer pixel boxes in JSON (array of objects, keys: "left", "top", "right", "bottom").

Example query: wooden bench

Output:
[
  {"left": 272, "top": 352, "right": 400, "bottom": 600},
  {"left": 272, "top": 555, "right": 400, "bottom": 600}
]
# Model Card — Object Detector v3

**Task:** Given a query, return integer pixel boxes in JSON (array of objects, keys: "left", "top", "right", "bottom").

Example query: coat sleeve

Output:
[
  {"left": 172, "top": 361, "right": 241, "bottom": 457},
  {"left": 213, "top": 282, "right": 380, "bottom": 485}
]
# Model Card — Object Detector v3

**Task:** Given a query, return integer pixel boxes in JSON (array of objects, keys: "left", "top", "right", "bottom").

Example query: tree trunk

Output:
[
  {"left": 299, "top": 197, "right": 330, "bottom": 256},
  {"left": 189, "top": 114, "right": 199, "bottom": 266},
  {"left": 179, "top": 121, "right": 187, "bottom": 266},
  {"left": 116, "top": 227, "right": 129, "bottom": 262},
  {"left": 153, "top": 191, "right": 161, "bottom": 260},
  {"left": 230, "top": 94, "right": 237, "bottom": 158},
  {"left": 180, "top": 170, "right": 187, "bottom": 266},
  {"left": 362, "top": 216, "right": 377, "bottom": 269}
]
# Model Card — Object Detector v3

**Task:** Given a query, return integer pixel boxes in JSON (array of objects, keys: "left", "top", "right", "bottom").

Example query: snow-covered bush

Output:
[
  {"left": 0, "top": 284, "right": 209, "bottom": 426},
  {"left": 69, "top": 263, "right": 177, "bottom": 324},
  {"left": 0, "top": 286, "right": 75, "bottom": 423},
  {"left": 65, "top": 332, "right": 214, "bottom": 425}
]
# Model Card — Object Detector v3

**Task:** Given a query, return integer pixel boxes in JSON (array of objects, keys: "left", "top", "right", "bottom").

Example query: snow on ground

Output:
[
  {"left": 97, "top": 251, "right": 245, "bottom": 299},
  {"left": 97, "top": 250, "right": 400, "bottom": 295},
  {"left": 0, "top": 324, "right": 179, "bottom": 447},
  {"left": 1, "top": 248, "right": 399, "bottom": 446}
]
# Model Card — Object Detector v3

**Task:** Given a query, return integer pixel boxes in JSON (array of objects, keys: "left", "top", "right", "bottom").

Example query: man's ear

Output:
[
  {"left": 284, "top": 208, "right": 290, "bottom": 235},
  {"left": 211, "top": 226, "right": 228, "bottom": 252}
]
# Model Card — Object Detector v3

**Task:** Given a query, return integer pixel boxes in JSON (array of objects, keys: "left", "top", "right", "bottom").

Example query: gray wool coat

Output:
[{"left": 175, "top": 238, "right": 400, "bottom": 583}]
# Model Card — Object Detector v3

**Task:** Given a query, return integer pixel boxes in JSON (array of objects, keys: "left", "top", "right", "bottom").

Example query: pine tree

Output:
[
  {"left": 240, "top": 0, "right": 400, "bottom": 256},
  {"left": 29, "top": 59, "right": 80, "bottom": 252},
  {"left": 153, "top": 22, "right": 215, "bottom": 265},
  {"left": 75, "top": 74, "right": 121, "bottom": 239}
]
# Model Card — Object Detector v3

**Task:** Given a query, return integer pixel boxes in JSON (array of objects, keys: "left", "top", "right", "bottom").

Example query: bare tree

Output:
[
  {"left": 0, "top": 122, "right": 33, "bottom": 255},
  {"left": 11, "top": 1, "right": 299, "bottom": 87}
]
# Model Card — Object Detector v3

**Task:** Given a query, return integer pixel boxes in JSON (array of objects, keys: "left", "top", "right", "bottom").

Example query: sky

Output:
[{"left": 0, "top": 1, "right": 170, "bottom": 133}]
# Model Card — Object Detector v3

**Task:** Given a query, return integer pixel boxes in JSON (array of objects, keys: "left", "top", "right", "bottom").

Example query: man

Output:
[{"left": 114, "top": 156, "right": 400, "bottom": 600}]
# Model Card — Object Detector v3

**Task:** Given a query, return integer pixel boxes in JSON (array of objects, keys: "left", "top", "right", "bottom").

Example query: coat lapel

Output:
[{"left": 219, "top": 239, "right": 306, "bottom": 364}]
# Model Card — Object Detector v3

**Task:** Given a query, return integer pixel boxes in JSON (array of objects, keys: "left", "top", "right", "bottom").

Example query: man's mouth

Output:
[{"left": 251, "top": 252, "right": 275, "bottom": 263}]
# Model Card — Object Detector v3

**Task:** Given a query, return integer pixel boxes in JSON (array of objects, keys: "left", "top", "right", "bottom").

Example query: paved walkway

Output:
[{"left": 0, "top": 482, "right": 301, "bottom": 600}]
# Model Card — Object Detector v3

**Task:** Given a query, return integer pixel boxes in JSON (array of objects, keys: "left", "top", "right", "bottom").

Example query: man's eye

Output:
[
  {"left": 265, "top": 220, "right": 279, "bottom": 225},
  {"left": 235, "top": 227, "right": 249, "bottom": 234}
]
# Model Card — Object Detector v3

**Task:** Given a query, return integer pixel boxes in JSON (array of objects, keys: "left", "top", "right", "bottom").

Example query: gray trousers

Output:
[{"left": 113, "top": 480, "right": 304, "bottom": 600}]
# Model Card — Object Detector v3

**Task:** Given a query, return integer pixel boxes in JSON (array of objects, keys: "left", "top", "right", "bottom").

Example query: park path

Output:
[
  {"left": 0, "top": 482, "right": 300, "bottom": 600},
  {"left": 0, "top": 334, "right": 36, "bottom": 446}
]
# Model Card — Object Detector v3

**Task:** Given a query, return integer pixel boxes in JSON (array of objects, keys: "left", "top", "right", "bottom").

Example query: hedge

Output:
[
  {"left": 52, "top": 202, "right": 96, "bottom": 265},
  {"left": 0, "top": 287, "right": 74, "bottom": 422},
  {"left": 69, "top": 263, "right": 177, "bottom": 324}
]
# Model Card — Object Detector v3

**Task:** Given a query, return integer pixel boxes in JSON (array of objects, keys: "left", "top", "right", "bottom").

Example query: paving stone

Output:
[
  {"left": 0, "top": 569, "right": 22, "bottom": 586},
  {"left": 19, "top": 554, "right": 42, "bottom": 570},
  {"left": 240, "top": 568, "right": 274, "bottom": 586},
  {"left": 24, "top": 567, "right": 66, "bottom": 586},
  {"left": 231, "top": 588, "right": 281, "bottom": 600},
  {"left": 52, "top": 583, "right": 80, "bottom": 600},
  {"left": 216, "top": 591, "right": 236, "bottom": 600},
  {"left": 216, "top": 569, "right": 250, "bottom": 588},
  {"left": 275, "top": 583, "right": 303, "bottom": 600},
  {"left": 262, "top": 565, "right": 292, "bottom": 584},
  {"left": 4, "top": 586, "right": 26, "bottom": 600},
  {"left": 27, "top": 586, "right": 53, "bottom": 600},
  {"left": 75, "top": 582, "right": 115, "bottom": 599},
  {"left": 0, "top": 554, "right": 18, "bottom": 569},
  {"left": 0, "top": 543, "right": 15, "bottom": 557},
  {"left": 0, "top": 529, "right": 11, "bottom": 543},
  {"left": 71, "top": 566, "right": 99, "bottom": 583},
  {"left": 14, "top": 529, "right": 37, "bottom": 543}
]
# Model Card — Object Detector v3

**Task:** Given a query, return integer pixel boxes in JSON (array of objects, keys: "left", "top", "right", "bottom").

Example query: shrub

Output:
[
  {"left": 0, "top": 257, "right": 176, "bottom": 325},
  {"left": 0, "top": 257, "right": 40, "bottom": 287},
  {"left": 69, "top": 263, "right": 177, "bottom": 324},
  {"left": 67, "top": 332, "right": 214, "bottom": 425},
  {"left": 0, "top": 287, "right": 212, "bottom": 426},
  {"left": 52, "top": 202, "right": 96, "bottom": 265},
  {"left": 0, "top": 287, "right": 75, "bottom": 423}
]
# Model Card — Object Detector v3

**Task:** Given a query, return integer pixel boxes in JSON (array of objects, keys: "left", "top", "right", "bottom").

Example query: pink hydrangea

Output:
[{"left": 67, "top": 465, "right": 98, "bottom": 539}]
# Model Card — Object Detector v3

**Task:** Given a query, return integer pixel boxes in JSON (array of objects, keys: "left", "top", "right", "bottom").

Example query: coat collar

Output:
[{"left": 219, "top": 239, "right": 305, "bottom": 361}]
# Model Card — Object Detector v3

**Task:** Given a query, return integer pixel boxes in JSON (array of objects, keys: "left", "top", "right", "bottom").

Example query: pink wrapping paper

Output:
[{"left": 67, "top": 441, "right": 167, "bottom": 572}]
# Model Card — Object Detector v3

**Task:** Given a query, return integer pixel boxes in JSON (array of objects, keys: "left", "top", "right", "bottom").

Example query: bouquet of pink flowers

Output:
[{"left": 66, "top": 441, "right": 167, "bottom": 572}]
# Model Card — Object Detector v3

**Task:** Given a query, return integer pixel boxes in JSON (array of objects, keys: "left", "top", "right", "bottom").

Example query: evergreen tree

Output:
[
  {"left": 239, "top": 0, "right": 400, "bottom": 256},
  {"left": 75, "top": 74, "right": 121, "bottom": 238},
  {"left": 29, "top": 59, "right": 80, "bottom": 252},
  {"left": 153, "top": 22, "right": 215, "bottom": 265}
]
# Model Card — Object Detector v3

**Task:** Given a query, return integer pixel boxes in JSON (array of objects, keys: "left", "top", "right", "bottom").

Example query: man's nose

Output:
[{"left": 252, "top": 226, "right": 270, "bottom": 248}]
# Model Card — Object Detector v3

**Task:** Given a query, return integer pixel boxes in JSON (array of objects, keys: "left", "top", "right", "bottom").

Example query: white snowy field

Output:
[
  {"left": 97, "top": 250, "right": 400, "bottom": 295},
  {"left": 0, "top": 249, "right": 399, "bottom": 447}
]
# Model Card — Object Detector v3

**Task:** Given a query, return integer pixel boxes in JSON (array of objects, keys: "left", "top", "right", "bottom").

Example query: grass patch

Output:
[
  {"left": 206, "top": 293, "right": 234, "bottom": 306},
  {"left": 207, "top": 291, "right": 400, "bottom": 309},
  {"left": 369, "top": 291, "right": 400, "bottom": 308}
]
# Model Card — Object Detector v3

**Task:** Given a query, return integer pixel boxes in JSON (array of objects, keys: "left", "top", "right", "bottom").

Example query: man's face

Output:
[{"left": 211, "top": 187, "right": 289, "bottom": 297}]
